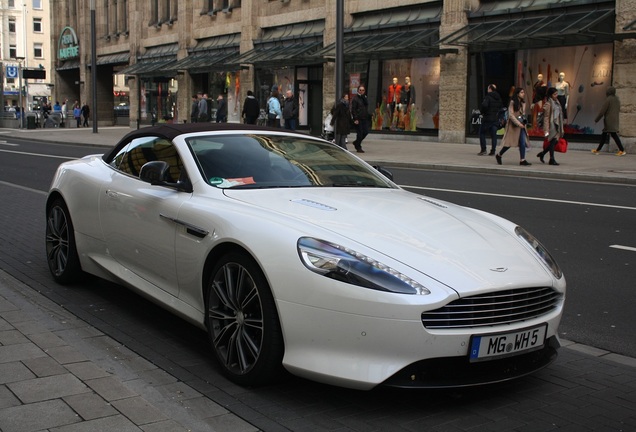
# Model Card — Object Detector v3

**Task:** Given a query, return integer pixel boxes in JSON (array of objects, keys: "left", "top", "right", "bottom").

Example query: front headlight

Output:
[
  {"left": 515, "top": 226, "right": 563, "bottom": 279},
  {"left": 297, "top": 237, "right": 430, "bottom": 295}
]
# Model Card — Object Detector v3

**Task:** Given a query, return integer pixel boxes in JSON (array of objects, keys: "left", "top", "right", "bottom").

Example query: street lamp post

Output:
[
  {"left": 335, "top": 0, "right": 344, "bottom": 99},
  {"left": 16, "top": 57, "right": 25, "bottom": 129},
  {"left": 90, "top": 0, "right": 98, "bottom": 133}
]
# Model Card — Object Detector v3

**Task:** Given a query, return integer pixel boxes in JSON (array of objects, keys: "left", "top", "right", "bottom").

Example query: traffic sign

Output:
[{"left": 6, "top": 65, "right": 18, "bottom": 79}]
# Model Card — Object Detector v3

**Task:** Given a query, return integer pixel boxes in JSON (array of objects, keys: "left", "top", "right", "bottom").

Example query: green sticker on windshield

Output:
[{"left": 209, "top": 177, "right": 224, "bottom": 185}]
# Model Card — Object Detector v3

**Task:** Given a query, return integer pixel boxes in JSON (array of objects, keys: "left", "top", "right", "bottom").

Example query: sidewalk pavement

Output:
[
  {"left": 1, "top": 125, "right": 635, "bottom": 185},
  {"left": 1, "top": 125, "right": 635, "bottom": 431}
]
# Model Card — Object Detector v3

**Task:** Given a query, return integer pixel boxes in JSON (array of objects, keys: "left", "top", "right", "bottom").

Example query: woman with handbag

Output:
[
  {"left": 495, "top": 88, "right": 531, "bottom": 166},
  {"left": 537, "top": 87, "right": 564, "bottom": 166}
]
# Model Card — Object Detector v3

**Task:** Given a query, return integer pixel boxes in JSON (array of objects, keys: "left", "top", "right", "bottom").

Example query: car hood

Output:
[{"left": 223, "top": 188, "right": 553, "bottom": 295}]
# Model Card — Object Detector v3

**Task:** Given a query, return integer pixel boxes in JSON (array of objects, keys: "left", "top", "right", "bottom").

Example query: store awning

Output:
[
  {"left": 56, "top": 59, "right": 80, "bottom": 71},
  {"left": 118, "top": 44, "right": 178, "bottom": 76},
  {"left": 313, "top": 3, "right": 444, "bottom": 61},
  {"left": 169, "top": 34, "right": 241, "bottom": 73},
  {"left": 438, "top": 1, "right": 617, "bottom": 51},
  {"left": 315, "top": 27, "right": 442, "bottom": 62},
  {"left": 96, "top": 52, "right": 131, "bottom": 66},
  {"left": 238, "top": 20, "right": 325, "bottom": 67}
]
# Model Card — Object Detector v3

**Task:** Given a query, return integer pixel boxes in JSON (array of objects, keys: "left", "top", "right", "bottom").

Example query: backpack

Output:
[{"left": 497, "top": 107, "right": 508, "bottom": 129}]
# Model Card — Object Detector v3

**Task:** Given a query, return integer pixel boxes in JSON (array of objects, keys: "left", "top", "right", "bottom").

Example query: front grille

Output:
[{"left": 421, "top": 287, "right": 562, "bottom": 329}]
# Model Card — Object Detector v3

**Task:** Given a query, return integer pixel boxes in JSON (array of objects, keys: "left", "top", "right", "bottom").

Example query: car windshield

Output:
[{"left": 187, "top": 134, "right": 395, "bottom": 189}]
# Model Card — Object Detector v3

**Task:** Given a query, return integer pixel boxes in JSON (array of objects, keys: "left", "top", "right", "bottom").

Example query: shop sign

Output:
[{"left": 58, "top": 26, "right": 80, "bottom": 60}]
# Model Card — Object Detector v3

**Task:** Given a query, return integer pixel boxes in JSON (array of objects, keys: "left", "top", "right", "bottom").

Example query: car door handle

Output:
[{"left": 105, "top": 189, "right": 119, "bottom": 199}]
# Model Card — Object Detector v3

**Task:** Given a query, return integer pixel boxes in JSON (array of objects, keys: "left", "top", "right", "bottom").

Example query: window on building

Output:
[
  {"left": 149, "top": 0, "right": 158, "bottom": 25},
  {"left": 32, "top": 0, "right": 42, "bottom": 9},
  {"left": 9, "top": 18, "right": 16, "bottom": 33},
  {"left": 9, "top": 45, "right": 17, "bottom": 58},
  {"left": 8, "top": 0, "right": 15, "bottom": 7},
  {"left": 7, "top": 78, "right": 15, "bottom": 85},
  {"left": 33, "top": 18, "right": 43, "bottom": 33},
  {"left": 34, "top": 43, "right": 43, "bottom": 58}
]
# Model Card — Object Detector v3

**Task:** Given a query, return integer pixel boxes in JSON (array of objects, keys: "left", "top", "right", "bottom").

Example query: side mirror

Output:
[
  {"left": 373, "top": 165, "right": 394, "bottom": 181},
  {"left": 139, "top": 161, "right": 193, "bottom": 193}
]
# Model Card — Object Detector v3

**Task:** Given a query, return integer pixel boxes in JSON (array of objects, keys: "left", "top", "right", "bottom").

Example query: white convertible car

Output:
[{"left": 46, "top": 123, "right": 565, "bottom": 390}]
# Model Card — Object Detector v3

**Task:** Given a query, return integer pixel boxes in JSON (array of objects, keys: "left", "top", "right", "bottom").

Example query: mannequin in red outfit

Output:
[{"left": 387, "top": 77, "right": 402, "bottom": 129}]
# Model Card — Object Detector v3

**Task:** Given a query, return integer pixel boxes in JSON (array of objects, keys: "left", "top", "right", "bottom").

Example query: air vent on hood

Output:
[
  {"left": 291, "top": 199, "right": 337, "bottom": 211},
  {"left": 418, "top": 196, "right": 447, "bottom": 208}
]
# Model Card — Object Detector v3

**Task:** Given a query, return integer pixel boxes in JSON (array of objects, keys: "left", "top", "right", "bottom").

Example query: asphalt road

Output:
[{"left": 1, "top": 138, "right": 636, "bottom": 432}]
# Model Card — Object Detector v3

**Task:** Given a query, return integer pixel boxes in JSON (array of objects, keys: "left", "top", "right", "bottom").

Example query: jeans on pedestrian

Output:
[
  {"left": 479, "top": 120, "right": 498, "bottom": 152},
  {"left": 354, "top": 119, "right": 369, "bottom": 149},
  {"left": 519, "top": 130, "right": 527, "bottom": 160},
  {"left": 284, "top": 118, "right": 297, "bottom": 130}
]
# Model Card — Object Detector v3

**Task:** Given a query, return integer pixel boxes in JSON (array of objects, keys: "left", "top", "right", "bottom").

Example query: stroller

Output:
[{"left": 321, "top": 112, "right": 334, "bottom": 142}]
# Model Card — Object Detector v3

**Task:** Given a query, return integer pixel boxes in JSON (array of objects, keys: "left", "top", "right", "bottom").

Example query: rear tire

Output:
[
  {"left": 205, "top": 252, "right": 284, "bottom": 386},
  {"left": 45, "top": 198, "right": 82, "bottom": 284}
]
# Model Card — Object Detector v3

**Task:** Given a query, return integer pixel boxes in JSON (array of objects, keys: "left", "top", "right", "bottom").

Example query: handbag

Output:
[
  {"left": 542, "top": 138, "right": 568, "bottom": 153},
  {"left": 267, "top": 112, "right": 277, "bottom": 120}
]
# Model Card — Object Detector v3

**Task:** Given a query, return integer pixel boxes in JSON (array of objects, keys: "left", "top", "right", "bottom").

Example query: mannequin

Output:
[
  {"left": 555, "top": 72, "right": 569, "bottom": 120},
  {"left": 387, "top": 77, "right": 402, "bottom": 130},
  {"left": 532, "top": 73, "right": 547, "bottom": 128},
  {"left": 401, "top": 76, "right": 416, "bottom": 107}
]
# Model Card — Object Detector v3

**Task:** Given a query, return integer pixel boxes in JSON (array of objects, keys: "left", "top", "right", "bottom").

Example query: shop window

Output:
[
  {"left": 34, "top": 43, "right": 43, "bottom": 59},
  {"left": 33, "top": 18, "right": 43, "bottom": 33}
]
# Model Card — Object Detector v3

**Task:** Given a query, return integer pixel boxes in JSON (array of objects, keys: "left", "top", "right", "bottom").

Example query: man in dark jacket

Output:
[
  {"left": 479, "top": 84, "right": 503, "bottom": 156},
  {"left": 242, "top": 90, "right": 260, "bottom": 124},
  {"left": 215, "top": 94, "right": 228, "bottom": 123},
  {"left": 350, "top": 86, "right": 370, "bottom": 153},
  {"left": 282, "top": 90, "right": 299, "bottom": 130}
]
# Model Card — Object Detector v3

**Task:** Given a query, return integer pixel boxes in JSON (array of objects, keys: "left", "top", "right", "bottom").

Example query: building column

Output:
[
  {"left": 614, "top": 0, "right": 636, "bottom": 149},
  {"left": 438, "top": 0, "right": 469, "bottom": 143}
]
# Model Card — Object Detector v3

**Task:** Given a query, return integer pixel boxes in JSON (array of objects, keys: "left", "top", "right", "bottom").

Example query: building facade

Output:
[
  {"left": 50, "top": 0, "right": 636, "bottom": 145},
  {"left": 1, "top": 0, "right": 53, "bottom": 111}
]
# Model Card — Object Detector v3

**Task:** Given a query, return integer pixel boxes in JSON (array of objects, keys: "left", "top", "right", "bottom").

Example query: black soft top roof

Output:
[{"left": 118, "top": 122, "right": 283, "bottom": 143}]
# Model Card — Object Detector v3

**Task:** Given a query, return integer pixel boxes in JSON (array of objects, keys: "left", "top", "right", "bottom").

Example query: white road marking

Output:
[
  {"left": 403, "top": 185, "right": 636, "bottom": 212},
  {"left": 0, "top": 148, "right": 76, "bottom": 160},
  {"left": 0, "top": 141, "right": 18, "bottom": 146},
  {"left": 610, "top": 245, "right": 636, "bottom": 252},
  {"left": 0, "top": 180, "right": 48, "bottom": 196}
]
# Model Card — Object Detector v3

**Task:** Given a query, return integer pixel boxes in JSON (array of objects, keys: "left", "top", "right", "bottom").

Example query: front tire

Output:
[
  {"left": 206, "top": 252, "right": 284, "bottom": 386},
  {"left": 45, "top": 198, "right": 81, "bottom": 284}
]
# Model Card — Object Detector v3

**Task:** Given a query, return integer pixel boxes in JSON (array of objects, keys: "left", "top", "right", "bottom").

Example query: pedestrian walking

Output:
[
  {"left": 215, "top": 94, "right": 227, "bottom": 123},
  {"left": 197, "top": 92, "right": 208, "bottom": 123},
  {"left": 73, "top": 104, "right": 82, "bottom": 128},
  {"left": 495, "top": 88, "right": 531, "bottom": 166},
  {"left": 351, "top": 86, "right": 370, "bottom": 153},
  {"left": 190, "top": 95, "right": 199, "bottom": 123},
  {"left": 81, "top": 103, "right": 90, "bottom": 127},
  {"left": 537, "top": 87, "right": 564, "bottom": 165},
  {"left": 266, "top": 90, "right": 282, "bottom": 128},
  {"left": 242, "top": 90, "right": 260, "bottom": 124},
  {"left": 61, "top": 99, "right": 68, "bottom": 127},
  {"left": 282, "top": 90, "right": 299, "bottom": 130},
  {"left": 330, "top": 93, "right": 352, "bottom": 150},
  {"left": 478, "top": 84, "right": 503, "bottom": 156},
  {"left": 592, "top": 86, "right": 626, "bottom": 156}
]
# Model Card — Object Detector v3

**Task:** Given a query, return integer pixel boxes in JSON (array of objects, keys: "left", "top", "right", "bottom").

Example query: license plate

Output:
[{"left": 469, "top": 324, "right": 547, "bottom": 362}]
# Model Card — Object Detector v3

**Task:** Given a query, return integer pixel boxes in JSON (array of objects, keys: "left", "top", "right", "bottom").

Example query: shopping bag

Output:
[{"left": 542, "top": 138, "right": 568, "bottom": 153}]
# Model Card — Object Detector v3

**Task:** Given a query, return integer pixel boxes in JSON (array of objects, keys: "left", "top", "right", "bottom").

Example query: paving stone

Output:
[
  {"left": 0, "top": 329, "right": 30, "bottom": 345},
  {"left": 0, "top": 317, "right": 13, "bottom": 331},
  {"left": 64, "top": 392, "right": 118, "bottom": 420},
  {"left": 0, "top": 297, "right": 18, "bottom": 312},
  {"left": 111, "top": 396, "right": 168, "bottom": 425},
  {"left": 65, "top": 360, "right": 112, "bottom": 380},
  {"left": 0, "top": 361, "right": 36, "bottom": 384},
  {"left": 8, "top": 373, "right": 90, "bottom": 403},
  {"left": 139, "top": 419, "right": 190, "bottom": 432},
  {"left": 0, "top": 342, "right": 46, "bottom": 363},
  {"left": 85, "top": 375, "right": 138, "bottom": 401},
  {"left": 203, "top": 412, "right": 260, "bottom": 432},
  {"left": 28, "top": 330, "right": 67, "bottom": 348},
  {"left": 45, "top": 345, "right": 89, "bottom": 364},
  {"left": 48, "top": 414, "right": 141, "bottom": 432},
  {"left": 0, "top": 399, "right": 80, "bottom": 432},
  {"left": 176, "top": 395, "right": 229, "bottom": 419},
  {"left": 0, "top": 384, "right": 21, "bottom": 409},
  {"left": 23, "top": 355, "right": 68, "bottom": 377}
]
